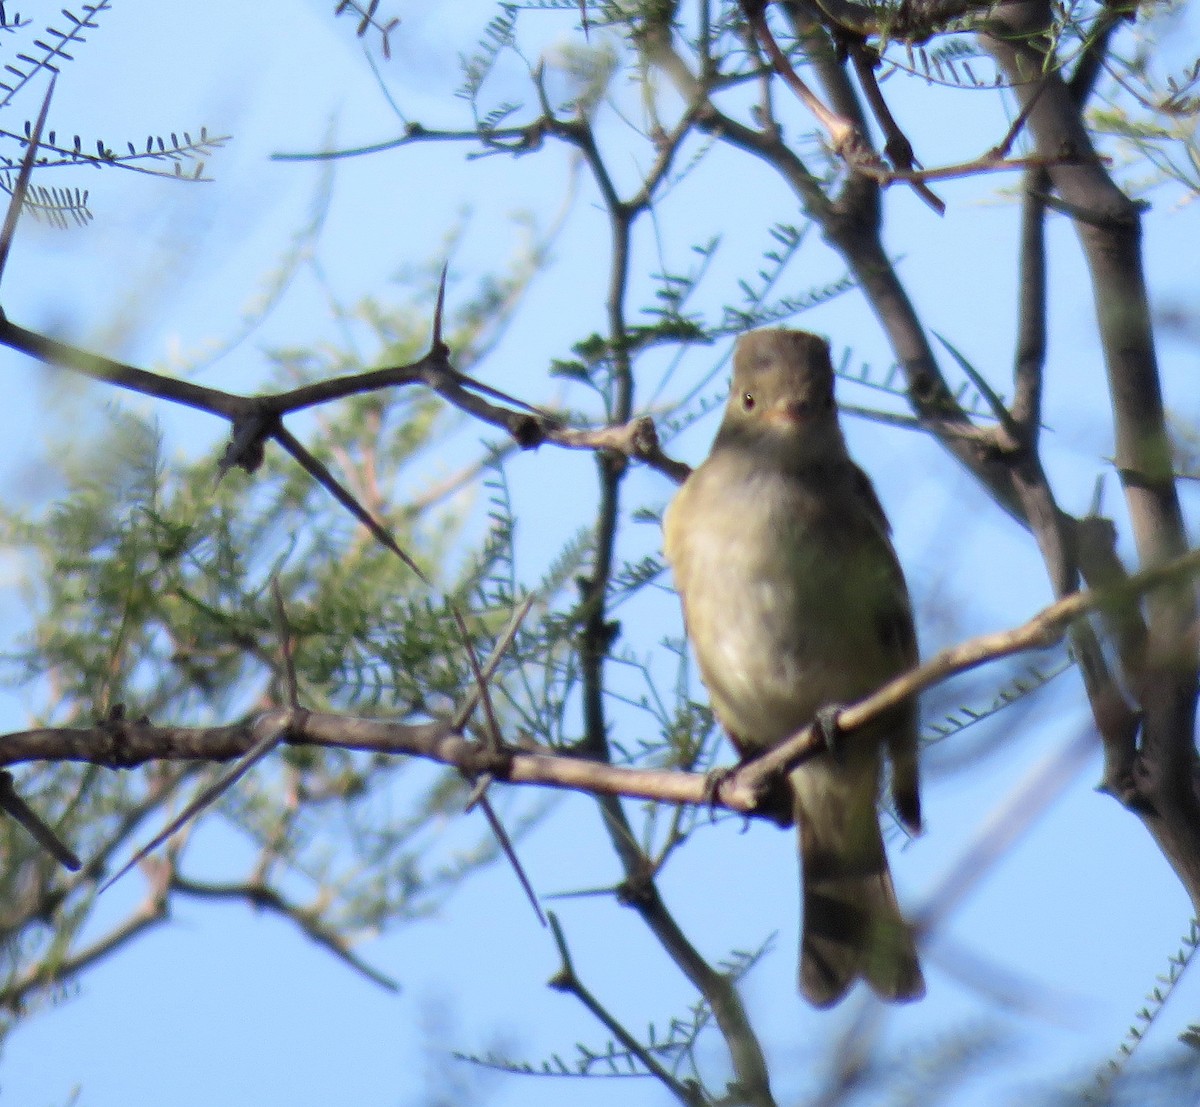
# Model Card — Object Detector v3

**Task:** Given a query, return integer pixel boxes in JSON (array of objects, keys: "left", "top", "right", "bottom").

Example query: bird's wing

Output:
[
  {"left": 662, "top": 481, "right": 695, "bottom": 630},
  {"left": 850, "top": 462, "right": 917, "bottom": 664},
  {"left": 851, "top": 462, "right": 922, "bottom": 833},
  {"left": 662, "top": 477, "right": 691, "bottom": 583}
]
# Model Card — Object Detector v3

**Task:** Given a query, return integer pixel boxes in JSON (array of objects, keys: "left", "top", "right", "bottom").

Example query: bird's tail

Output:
[{"left": 796, "top": 778, "right": 924, "bottom": 1008}]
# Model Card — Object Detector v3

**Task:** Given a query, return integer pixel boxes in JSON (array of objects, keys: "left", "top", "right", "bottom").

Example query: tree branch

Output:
[
  {"left": 986, "top": 0, "right": 1200, "bottom": 914},
  {"left": 7, "top": 545, "right": 1197, "bottom": 820}
]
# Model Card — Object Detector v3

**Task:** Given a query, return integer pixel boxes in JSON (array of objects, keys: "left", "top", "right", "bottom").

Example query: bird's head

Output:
[{"left": 718, "top": 328, "right": 846, "bottom": 462}]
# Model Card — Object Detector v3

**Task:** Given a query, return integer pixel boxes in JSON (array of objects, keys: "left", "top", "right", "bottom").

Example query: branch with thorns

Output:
[
  {"left": 0, "top": 83, "right": 684, "bottom": 876},
  {"left": 0, "top": 41, "right": 1164, "bottom": 939},
  {"left": 6, "top": 544, "right": 1198, "bottom": 841}
]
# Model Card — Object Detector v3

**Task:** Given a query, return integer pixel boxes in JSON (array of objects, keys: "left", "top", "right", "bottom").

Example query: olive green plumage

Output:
[{"left": 664, "top": 328, "right": 923, "bottom": 1007}]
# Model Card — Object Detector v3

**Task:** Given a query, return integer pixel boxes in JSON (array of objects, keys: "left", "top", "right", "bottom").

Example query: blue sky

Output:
[{"left": 3, "top": 2, "right": 1200, "bottom": 1105}]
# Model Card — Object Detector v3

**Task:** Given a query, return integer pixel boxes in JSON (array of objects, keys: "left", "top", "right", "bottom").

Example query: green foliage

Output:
[
  {"left": 1089, "top": 919, "right": 1200, "bottom": 1101},
  {"left": 0, "top": 265, "right": 562, "bottom": 1023},
  {"left": 0, "top": 0, "right": 228, "bottom": 231},
  {"left": 4, "top": 1, "right": 1200, "bottom": 1103}
]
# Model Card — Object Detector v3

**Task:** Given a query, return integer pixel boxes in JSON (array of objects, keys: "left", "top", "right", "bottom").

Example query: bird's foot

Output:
[
  {"left": 702, "top": 764, "right": 741, "bottom": 822},
  {"left": 814, "top": 703, "right": 847, "bottom": 761}
]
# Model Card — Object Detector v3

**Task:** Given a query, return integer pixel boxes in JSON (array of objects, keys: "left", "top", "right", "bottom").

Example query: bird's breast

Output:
[{"left": 666, "top": 463, "right": 896, "bottom": 748}]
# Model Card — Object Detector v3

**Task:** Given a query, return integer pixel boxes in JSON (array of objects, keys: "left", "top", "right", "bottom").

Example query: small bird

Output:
[{"left": 663, "top": 328, "right": 924, "bottom": 1007}]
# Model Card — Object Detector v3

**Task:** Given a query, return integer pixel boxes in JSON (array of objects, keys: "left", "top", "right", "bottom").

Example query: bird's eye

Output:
[{"left": 741, "top": 391, "right": 756, "bottom": 411}]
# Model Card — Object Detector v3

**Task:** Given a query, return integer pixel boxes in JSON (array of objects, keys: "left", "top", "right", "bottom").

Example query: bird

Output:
[{"left": 662, "top": 327, "right": 924, "bottom": 1007}]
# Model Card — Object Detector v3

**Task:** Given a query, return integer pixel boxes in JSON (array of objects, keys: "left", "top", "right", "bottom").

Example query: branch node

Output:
[
  {"left": 512, "top": 413, "right": 546, "bottom": 448},
  {"left": 220, "top": 409, "right": 280, "bottom": 477},
  {"left": 97, "top": 704, "right": 142, "bottom": 769},
  {"left": 615, "top": 872, "right": 655, "bottom": 909}
]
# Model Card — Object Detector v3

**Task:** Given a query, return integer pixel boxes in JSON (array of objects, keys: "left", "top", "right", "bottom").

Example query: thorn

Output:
[
  {"left": 478, "top": 794, "right": 546, "bottom": 927},
  {"left": 0, "top": 75, "right": 55, "bottom": 290},
  {"left": 432, "top": 262, "right": 448, "bottom": 353},
  {"left": 932, "top": 330, "right": 1019, "bottom": 438},
  {"left": 912, "top": 178, "right": 946, "bottom": 216},
  {"left": 270, "top": 576, "right": 300, "bottom": 709},
  {"left": 100, "top": 717, "right": 293, "bottom": 893},
  {"left": 0, "top": 770, "right": 81, "bottom": 871}
]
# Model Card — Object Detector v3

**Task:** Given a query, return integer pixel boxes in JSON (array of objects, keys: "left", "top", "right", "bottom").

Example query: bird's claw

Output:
[
  {"left": 814, "top": 704, "right": 846, "bottom": 760},
  {"left": 702, "top": 765, "right": 739, "bottom": 822}
]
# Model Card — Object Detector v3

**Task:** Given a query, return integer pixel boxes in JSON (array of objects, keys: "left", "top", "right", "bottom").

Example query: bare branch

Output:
[
  {"left": 0, "top": 890, "right": 169, "bottom": 1013},
  {"left": 741, "top": 0, "right": 860, "bottom": 152},
  {"left": 917, "top": 725, "right": 1097, "bottom": 933},
  {"left": 0, "top": 315, "right": 242, "bottom": 417},
  {"left": 1011, "top": 171, "right": 1048, "bottom": 438},
  {"left": 987, "top": 0, "right": 1200, "bottom": 912},
  {"left": 734, "top": 543, "right": 1200, "bottom": 802}
]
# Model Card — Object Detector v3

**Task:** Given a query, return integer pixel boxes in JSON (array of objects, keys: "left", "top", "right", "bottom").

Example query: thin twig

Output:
[
  {"left": 452, "top": 595, "right": 537, "bottom": 730},
  {"left": 271, "top": 577, "right": 300, "bottom": 708},
  {"left": 546, "top": 912, "right": 706, "bottom": 1106},
  {"left": 988, "top": 76, "right": 1050, "bottom": 160},
  {"left": 172, "top": 873, "right": 400, "bottom": 991},
  {"left": 917, "top": 725, "right": 1096, "bottom": 926},
  {"left": 741, "top": 0, "right": 860, "bottom": 152}
]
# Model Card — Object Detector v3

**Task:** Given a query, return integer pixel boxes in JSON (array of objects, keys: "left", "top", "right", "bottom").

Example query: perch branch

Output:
[{"left": 5, "top": 545, "right": 1197, "bottom": 819}]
